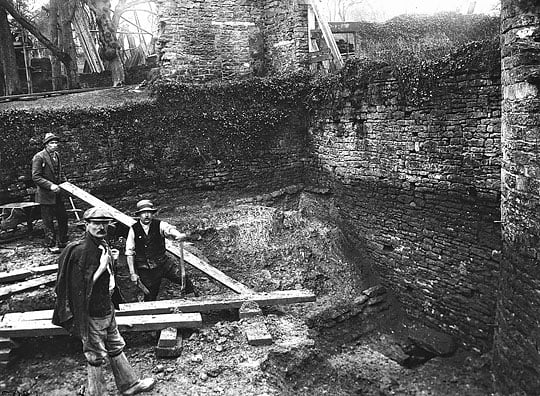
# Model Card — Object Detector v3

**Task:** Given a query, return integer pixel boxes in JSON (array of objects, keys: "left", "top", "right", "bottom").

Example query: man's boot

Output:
[
  {"left": 109, "top": 352, "right": 155, "bottom": 395},
  {"left": 87, "top": 363, "right": 109, "bottom": 396}
]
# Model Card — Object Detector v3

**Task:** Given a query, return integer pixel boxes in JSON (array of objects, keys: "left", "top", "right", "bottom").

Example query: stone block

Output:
[
  {"left": 158, "top": 327, "right": 179, "bottom": 348},
  {"left": 239, "top": 301, "right": 262, "bottom": 319},
  {"left": 155, "top": 333, "right": 183, "bottom": 358}
]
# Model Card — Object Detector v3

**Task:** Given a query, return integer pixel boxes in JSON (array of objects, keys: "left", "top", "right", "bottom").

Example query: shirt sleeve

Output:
[
  {"left": 160, "top": 221, "right": 181, "bottom": 240},
  {"left": 125, "top": 227, "right": 136, "bottom": 256}
]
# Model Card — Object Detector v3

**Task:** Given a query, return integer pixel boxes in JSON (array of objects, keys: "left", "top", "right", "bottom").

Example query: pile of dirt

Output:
[{"left": 0, "top": 188, "right": 495, "bottom": 395}]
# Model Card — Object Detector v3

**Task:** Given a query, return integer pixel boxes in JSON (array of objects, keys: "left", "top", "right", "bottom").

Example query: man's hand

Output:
[
  {"left": 50, "top": 184, "right": 60, "bottom": 193},
  {"left": 130, "top": 273, "right": 139, "bottom": 283},
  {"left": 174, "top": 232, "right": 188, "bottom": 242}
]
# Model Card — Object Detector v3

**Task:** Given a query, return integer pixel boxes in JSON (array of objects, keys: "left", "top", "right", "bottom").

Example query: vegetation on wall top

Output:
[
  {"left": 306, "top": 37, "right": 500, "bottom": 110},
  {"left": 351, "top": 12, "right": 499, "bottom": 63}
]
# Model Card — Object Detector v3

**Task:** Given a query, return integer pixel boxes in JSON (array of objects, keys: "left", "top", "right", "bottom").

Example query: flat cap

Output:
[{"left": 83, "top": 207, "right": 114, "bottom": 222}]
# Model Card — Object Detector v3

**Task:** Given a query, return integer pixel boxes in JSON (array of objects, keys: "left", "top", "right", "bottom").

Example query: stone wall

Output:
[
  {"left": 0, "top": 102, "right": 308, "bottom": 204},
  {"left": 155, "top": 0, "right": 308, "bottom": 81},
  {"left": 495, "top": 0, "right": 540, "bottom": 394},
  {"left": 307, "top": 64, "right": 502, "bottom": 349},
  {"left": 259, "top": 1, "right": 309, "bottom": 75}
]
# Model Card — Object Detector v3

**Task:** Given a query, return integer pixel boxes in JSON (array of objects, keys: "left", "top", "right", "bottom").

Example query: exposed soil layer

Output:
[{"left": 0, "top": 188, "right": 495, "bottom": 395}]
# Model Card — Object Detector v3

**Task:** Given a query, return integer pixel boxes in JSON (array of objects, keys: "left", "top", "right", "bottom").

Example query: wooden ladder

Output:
[{"left": 301, "top": 0, "right": 344, "bottom": 72}]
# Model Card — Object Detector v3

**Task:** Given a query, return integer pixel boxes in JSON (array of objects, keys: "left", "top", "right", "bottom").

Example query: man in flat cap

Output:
[
  {"left": 125, "top": 199, "right": 195, "bottom": 301},
  {"left": 32, "top": 132, "right": 68, "bottom": 253},
  {"left": 53, "top": 207, "right": 155, "bottom": 395}
]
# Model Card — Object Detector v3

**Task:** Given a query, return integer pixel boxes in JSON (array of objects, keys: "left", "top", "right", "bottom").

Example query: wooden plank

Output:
[
  {"left": 0, "top": 264, "right": 57, "bottom": 284},
  {"left": 0, "top": 313, "right": 202, "bottom": 338},
  {"left": 59, "top": 182, "right": 137, "bottom": 227},
  {"left": 166, "top": 241, "right": 253, "bottom": 294},
  {"left": 120, "top": 289, "right": 316, "bottom": 315},
  {"left": 2, "top": 290, "right": 316, "bottom": 321},
  {"left": 0, "top": 274, "right": 56, "bottom": 299}
]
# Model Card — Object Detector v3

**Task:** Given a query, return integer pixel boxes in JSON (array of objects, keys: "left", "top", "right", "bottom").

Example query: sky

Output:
[
  {"left": 28, "top": 0, "right": 500, "bottom": 17},
  {"left": 318, "top": 0, "right": 500, "bottom": 22},
  {"left": 374, "top": 0, "right": 499, "bottom": 18}
]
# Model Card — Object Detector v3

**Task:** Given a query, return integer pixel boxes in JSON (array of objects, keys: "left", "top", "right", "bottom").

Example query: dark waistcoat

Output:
[
  {"left": 133, "top": 219, "right": 165, "bottom": 269},
  {"left": 88, "top": 270, "right": 112, "bottom": 317}
]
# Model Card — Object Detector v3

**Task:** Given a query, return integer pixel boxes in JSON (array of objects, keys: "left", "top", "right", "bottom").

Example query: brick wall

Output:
[
  {"left": 155, "top": 0, "right": 308, "bottom": 81},
  {"left": 307, "top": 65, "right": 502, "bottom": 349}
]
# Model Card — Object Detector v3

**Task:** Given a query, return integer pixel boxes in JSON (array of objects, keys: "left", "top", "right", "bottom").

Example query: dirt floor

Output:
[{"left": 0, "top": 188, "right": 496, "bottom": 395}]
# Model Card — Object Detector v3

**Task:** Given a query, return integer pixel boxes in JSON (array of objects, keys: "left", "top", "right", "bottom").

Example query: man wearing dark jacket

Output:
[
  {"left": 53, "top": 207, "right": 154, "bottom": 396},
  {"left": 31, "top": 132, "right": 68, "bottom": 253},
  {"left": 125, "top": 199, "right": 195, "bottom": 301}
]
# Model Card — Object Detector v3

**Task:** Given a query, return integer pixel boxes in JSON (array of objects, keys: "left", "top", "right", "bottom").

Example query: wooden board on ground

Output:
[
  {"left": 0, "top": 264, "right": 57, "bottom": 284},
  {"left": 0, "top": 312, "right": 202, "bottom": 338},
  {"left": 1, "top": 290, "right": 316, "bottom": 321},
  {"left": 0, "top": 274, "right": 56, "bottom": 299},
  {"left": 166, "top": 241, "right": 253, "bottom": 294},
  {"left": 61, "top": 181, "right": 253, "bottom": 294},
  {"left": 243, "top": 319, "right": 273, "bottom": 346}
]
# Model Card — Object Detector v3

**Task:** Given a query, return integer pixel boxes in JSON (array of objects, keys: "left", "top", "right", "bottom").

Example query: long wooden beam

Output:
[
  {"left": 59, "top": 182, "right": 254, "bottom": 294},
  {"left": 59, "top": 182, "right": 136, "bottom": 226},
  {"left": 0, "top": 264, "right": 57, "bottom": 284},
  {"left": 166, "top": 241, "right": 253, "bottom": 294},
  {"left": 2, "top": 290, "right": 316, "bottom": 321},
  {"left": 0, "top": 313, "right": 202, "bottom": 338}
]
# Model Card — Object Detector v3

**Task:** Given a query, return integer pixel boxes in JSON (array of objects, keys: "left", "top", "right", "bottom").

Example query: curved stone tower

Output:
[{"left": 496, "top": 0, "right": 540, "bottom": 393}]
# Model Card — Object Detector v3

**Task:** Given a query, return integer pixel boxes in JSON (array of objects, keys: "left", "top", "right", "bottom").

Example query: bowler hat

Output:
[
  {"left": 135, "top": 199, "right": 158, "bottom": 214},
  {"left": 83, "top": 207, "right": 114, "bottom": 222},
  {"left": 43, "top": 133, "right": 60, "bottom": 145}
]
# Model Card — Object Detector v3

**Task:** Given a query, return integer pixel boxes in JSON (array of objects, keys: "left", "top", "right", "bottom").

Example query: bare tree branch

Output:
[{"left": 0, "top": 0, "right": 71, "bottom": 64}]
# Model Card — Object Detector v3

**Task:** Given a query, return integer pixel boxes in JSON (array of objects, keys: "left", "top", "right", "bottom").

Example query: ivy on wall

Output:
[{"left": 0, "top": 73, "right": 311, "bottom": 191}]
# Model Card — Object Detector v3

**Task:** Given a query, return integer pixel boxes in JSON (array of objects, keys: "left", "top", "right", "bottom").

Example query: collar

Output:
[{"left": 87, "top": 233, "right": 107, "bottom": 248}]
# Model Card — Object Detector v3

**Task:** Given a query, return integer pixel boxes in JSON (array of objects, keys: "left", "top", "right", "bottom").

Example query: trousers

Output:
[
  {"left": 40, "top": 196, "right": 68, "bottom": 247},
  {"left": 138, "top": 253, "right": 195, "bottom": 301},
  {"left": 82, "top": 310, "right": 125, "bottom": 366}
]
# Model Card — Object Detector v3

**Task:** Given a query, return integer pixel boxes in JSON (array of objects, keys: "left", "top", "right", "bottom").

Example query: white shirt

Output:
[{"left": 124, "top": 220, "right": 180, "bottom": 256}]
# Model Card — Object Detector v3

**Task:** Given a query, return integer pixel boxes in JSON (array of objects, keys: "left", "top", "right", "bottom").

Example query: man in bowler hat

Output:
[
  {"left": 125, "top": 199, "right": 195, "bottom": 301},
  {"left": 32, "top": 132, "right": 69, "bottom": 253}
]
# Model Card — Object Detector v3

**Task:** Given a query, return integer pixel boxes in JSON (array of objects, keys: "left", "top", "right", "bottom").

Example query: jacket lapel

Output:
[{"left": 43, "top": 149, "right": 56, "bottom": 175}]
